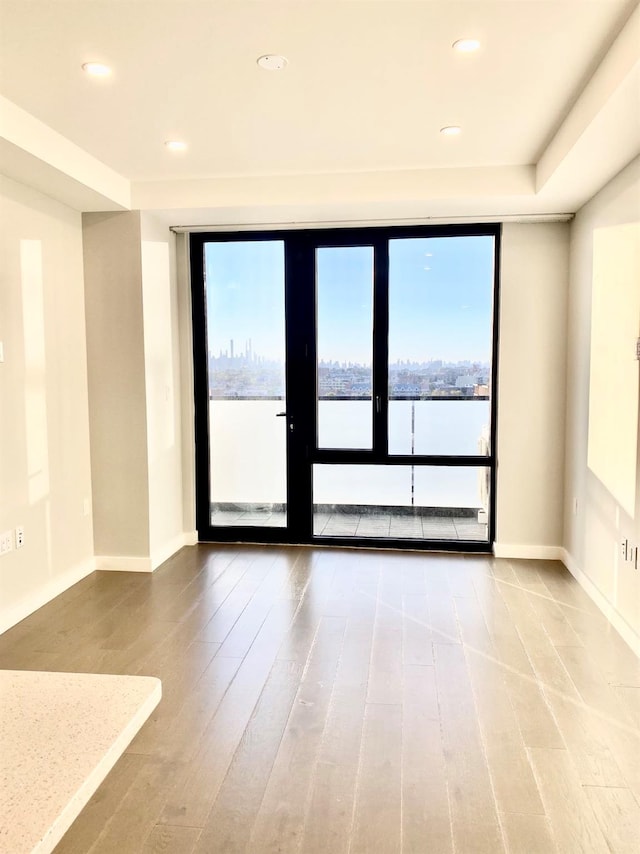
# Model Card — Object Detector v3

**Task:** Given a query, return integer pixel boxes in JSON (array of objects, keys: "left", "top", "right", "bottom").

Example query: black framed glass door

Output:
[{"left": 191, "top": 223, "right": 500, "bottom": 551}]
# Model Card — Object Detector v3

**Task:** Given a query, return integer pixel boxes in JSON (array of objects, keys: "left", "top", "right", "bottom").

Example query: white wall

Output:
[
  {"left": 140, "top": 213, "right": 185, "bottom": 564},
  {"left": 564, "top": 156, "right": 640, "bottom": 646},
  {"left": 175, "top": 233, "right": 196, "bottom": 537},
  {"left": 82, "top": 211, "right": 150, "bottom": 560},
  {"left": 83, "top": 211, "right": 186, "bottom": 570},
  {"left": 0, "top": 176, "right": 94, "bottom": 631},
  {"left": 496, "top": 223, "right": 570, "bottom": 554}
]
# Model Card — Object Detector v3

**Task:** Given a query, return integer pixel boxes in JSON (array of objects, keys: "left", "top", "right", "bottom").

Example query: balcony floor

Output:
[{"left": 210, "top": 508, "right": 487, "bottom": 542}]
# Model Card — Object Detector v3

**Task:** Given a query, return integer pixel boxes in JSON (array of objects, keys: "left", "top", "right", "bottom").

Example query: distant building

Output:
[{"left": 455, "top": 374, "right": 478, "bottom": 387}]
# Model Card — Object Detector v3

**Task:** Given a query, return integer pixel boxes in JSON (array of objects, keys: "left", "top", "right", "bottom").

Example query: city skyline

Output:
[
  {"left": 209, "top": 340, "right": 489, "bottom": 371},
  {"left": 208, "top": 344, "right": 490, "bottom": 399}
]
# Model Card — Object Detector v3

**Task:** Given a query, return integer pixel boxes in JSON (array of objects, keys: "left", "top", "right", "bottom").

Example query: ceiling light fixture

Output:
[
  {"left": 82, "top": 62, "right": 112, "bottom": 77},
  {"left": 164, "top": 140, "right": 188, "bottom": 152},
  {"left": 440, "top": 126, "right": 462, "bottom": 136},
  {"left": 453, "top": 38, "right": 480, "bottom": 53},
  {"left": 257, "top": 54, "right": 288, "bottom": 71}
]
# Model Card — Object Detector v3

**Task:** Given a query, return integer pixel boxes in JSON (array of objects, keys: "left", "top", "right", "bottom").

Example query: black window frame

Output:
[{"left": 190, "top": 222, "right": 501, "bottom": 553}]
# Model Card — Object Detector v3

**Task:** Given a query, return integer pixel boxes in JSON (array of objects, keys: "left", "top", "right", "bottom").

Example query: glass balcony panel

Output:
[
  {"left": 389, "top": 399, "right": 491, "bottom": 456},
  {"left": 313, "top": 464, "right": 490, "bottom": 541}
]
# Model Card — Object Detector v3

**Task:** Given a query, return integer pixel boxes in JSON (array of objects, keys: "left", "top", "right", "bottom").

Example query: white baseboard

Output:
[
  {"left": 560, "top": 548, "right": 640, "bottom": 657},
  {"left": 150, "top": 532, "right": 194, "bottom": 570},
  {"left": 183, "top": 530, "right": 198, "bottom": 546},
  {"left": 95, "top": 555, "right": 153, "bottom": 573},
  {"left": 493, "top": 543, "right": 564, "bottom": 560},
  {"left": 0, "top": 557, "right": 96, "bottom": 635},
  {"left": 97, "top": 533, "right": 198, "bottom": 574}
]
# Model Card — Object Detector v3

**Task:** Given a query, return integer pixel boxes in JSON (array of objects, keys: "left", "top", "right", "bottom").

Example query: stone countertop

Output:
[{"left": 0, "top": 669, "right": 161, "bottom": 854}]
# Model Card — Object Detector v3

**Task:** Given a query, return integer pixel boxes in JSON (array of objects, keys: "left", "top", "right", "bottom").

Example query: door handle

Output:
[{"left": 276, "top": 411, "right": 293, "bottom": 431}]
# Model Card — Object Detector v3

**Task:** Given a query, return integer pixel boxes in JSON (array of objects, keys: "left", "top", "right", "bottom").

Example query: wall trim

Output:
[
  {"left": 560, "top": 548, "right": 640, "bottom": 657},
  {"left": 183, "top": 530, "right": 198, "bottom": 546},
  {"left": 0, "top": 557, "right": 96, "bottom": 636},
  {"left": 95, "top": 555, "right": 154, "bottom": 573},
  {"left": 97, "top": 533, "right": 198, "bottom": 574},
  {"left": 493, "top": 543, "right": 564, "bottom": 560},
  {"left": 150, "top": 532, "right": 195, "bottom": 570}
]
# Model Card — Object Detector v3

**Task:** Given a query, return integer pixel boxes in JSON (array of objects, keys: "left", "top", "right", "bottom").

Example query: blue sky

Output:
[
  {"left": 206, "top": 241, "right": 286, "bottom": 361},
  {"left": 205, "top": 235, "right": 494, "bottom": 364},
  {"left": 389, "top": 236, "right": 494, "bottom": 363},
  {"left": 316, "top": 245, "right": 373, "bottom": 365}
]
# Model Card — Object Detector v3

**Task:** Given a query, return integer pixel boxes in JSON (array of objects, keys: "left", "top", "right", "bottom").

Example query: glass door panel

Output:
[
  {"left": 316, "top": 246, "right": 374, "bottom": 449},
  {"left": 204, "top": 240, "right": 287, "bottom": 527},
  {"left": 388, "top": 236, "right": 494, "bottom": 457}
]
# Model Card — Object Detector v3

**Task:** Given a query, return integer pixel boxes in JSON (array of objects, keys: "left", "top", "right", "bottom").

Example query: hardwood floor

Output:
[{"left": 0, "top": 545, "right": 638, "bottom": 853}]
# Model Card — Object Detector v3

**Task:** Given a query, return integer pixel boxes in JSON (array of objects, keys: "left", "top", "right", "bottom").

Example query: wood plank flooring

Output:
[{"left": 0, "top": 545, "right": 638, "bottom": 853}]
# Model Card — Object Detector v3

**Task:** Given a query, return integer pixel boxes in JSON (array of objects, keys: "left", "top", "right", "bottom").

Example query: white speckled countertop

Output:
[{"left": 0, "top": 670, "right": 161, "bottom": 854}]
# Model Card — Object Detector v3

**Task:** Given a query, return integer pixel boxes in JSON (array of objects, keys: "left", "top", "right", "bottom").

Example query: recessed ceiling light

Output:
[
  {"left": 440, "top": 126, "right": 462, "bottom": 136},
  {"left": 453, "top": 38, "right": 481, "bottom": 53},
  {"left": 164, "top": 140, "right": 187, "bottom": 152},
  {"left": 82, "top": 62, "right": 111, "bottom": 77},
  {"left": 257, "top": 54, "right": 288, "bottom": 71}
]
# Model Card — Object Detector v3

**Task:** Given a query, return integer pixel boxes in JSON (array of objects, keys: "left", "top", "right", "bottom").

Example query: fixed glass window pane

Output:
[
  {"left": 388, "top": 236, "right": 494, "bottom": 456},
  {"left": 316, "top": 246, "right": 374, "bottom": 449},
  {"left": 313, "top": 464, "right": 490, "bottom": 541},
  {"left": 205, "top": 241, "right": 287, "bottom": 527}
]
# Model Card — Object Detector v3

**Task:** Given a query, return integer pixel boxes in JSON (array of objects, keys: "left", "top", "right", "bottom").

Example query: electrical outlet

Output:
[
  {"left": 15, "top": 527, "right": 24, "bottom": 548},
  {"left": 0, "top": 531, "right": 13, "bottom": 555}
]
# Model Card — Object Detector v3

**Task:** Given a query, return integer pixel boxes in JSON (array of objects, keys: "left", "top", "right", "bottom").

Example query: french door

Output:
[{"left": 191, "top": 224, "right": 500, "bottom": 551}]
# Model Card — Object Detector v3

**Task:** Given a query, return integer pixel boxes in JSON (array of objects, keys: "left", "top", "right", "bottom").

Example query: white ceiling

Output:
[{"left": 1, "top": 0, "right": 639, "bottom": 222}]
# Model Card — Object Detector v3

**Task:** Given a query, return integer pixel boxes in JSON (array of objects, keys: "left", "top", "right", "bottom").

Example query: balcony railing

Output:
[{"left": 208, "top": 398, "right": 490, "bottom": 513}]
